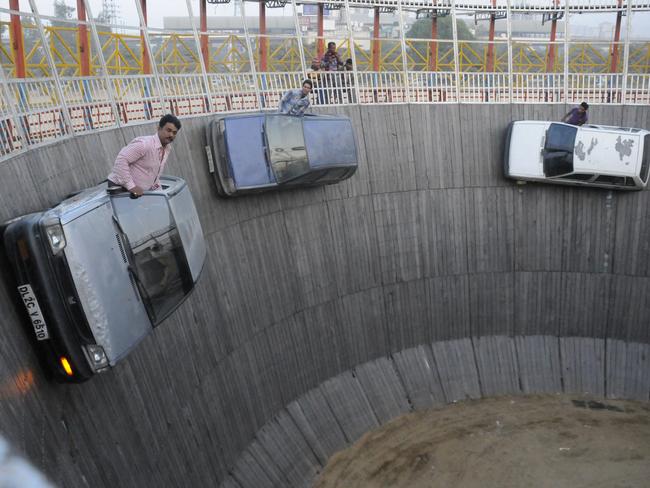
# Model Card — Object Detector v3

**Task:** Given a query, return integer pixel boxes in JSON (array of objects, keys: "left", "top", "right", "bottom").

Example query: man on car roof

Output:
[{"left": 107, "top": 114, "right": 181, "bottom": 198}]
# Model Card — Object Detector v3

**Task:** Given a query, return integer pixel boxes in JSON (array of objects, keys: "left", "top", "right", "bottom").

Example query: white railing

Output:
[
  {"left": 357, "top": 72, "right": 407, "bottom": 104},
  {"left": 59, "top": 77, "right": 118, "bottom": 133},
  {"left": 1, "top": 70, "right": 649, "bottom": 161},
  {"left": 567, "top": 73, "right": 624, "bottom": 104},
  {"left": 340, "top": 0, "right": 649, "bottom": 9},
  {"left": 511, "top": 73, "right": 565, "bottom": 103},
  {"left": 625, "top": 74, "right": 650, "bottom": 105}
]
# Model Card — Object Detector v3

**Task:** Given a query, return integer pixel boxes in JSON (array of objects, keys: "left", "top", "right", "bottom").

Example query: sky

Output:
[{"left": 5, "top": 0, "right": 650, "bottom": 39}]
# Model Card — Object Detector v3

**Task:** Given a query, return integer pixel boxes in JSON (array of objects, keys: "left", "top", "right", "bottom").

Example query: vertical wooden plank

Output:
[
  {"left": 286, "top": 389, "right": 347, "bottom": 464},
  {"left": 431, "top": 339, "right": 481, "bottom": 402},
  {"left": 469, "top": 272, "right": 515, "bottom": 337},
  {"left": 464, "top": 187, "right": 515, "bottom": 273},
  {"left": 559, "top": 337, "right": 605, "bottom": 396},
  {"left": 611, "top": 191, "right": 650, "bottom": 277},
  {"left": 359, "top": 105, "right": 417, "bottom": 194},
  {"left": 428, "top": 275, "right": 471, "bottom": 342},
  {"left": 473, "top": 336, "right": 521, "bottom": 396},
  {"left": 512, "top": 186, "right": 566, "bottom": 271},
  {"left": 515, "top": 336, "right": 563, "bottom": 393},
  {"left": 561, "top": 190, "right": 616, "bottom": 274},
  {"left": 459, "top": 104, "right": 512, "bottom": 188},
  {"left": 409, "top": 104, "right": 464, "bottom": 190},
  {"left": 319, "top": 372, "right": 380, "bottom": 443},
  {"left": 559, "top": 273, "right": 610, "bottom": 338},
  {"left": 254, "top": 411, "right": 320, "bottom": 488},
  {"left": 514, "top": 272, "right": 563, "bottom": 336},
  {"left": 373, "top": 191, "right": 426, "bottom": 285},
  {"left": 354, "top": 357, "right": 411, "bottom": 423},
  {"left": 392, "top": 345, "right": 447, "bottom": 409},
  {"left": 606, "top": 339, "right": 650, "bottom": 401},
  {"left": 327, "top": 195, "right": 381, "bottom": 296}
]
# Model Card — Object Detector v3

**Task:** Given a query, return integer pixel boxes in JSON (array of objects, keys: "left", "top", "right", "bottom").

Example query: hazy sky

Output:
[{"left": 8, "top": 0, "right": 650, "bottom": 38}]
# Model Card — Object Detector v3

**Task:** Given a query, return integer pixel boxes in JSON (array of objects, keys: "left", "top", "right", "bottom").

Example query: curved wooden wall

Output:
[{"left": 0, "top": 103, "right": 649, "bottom": 487}]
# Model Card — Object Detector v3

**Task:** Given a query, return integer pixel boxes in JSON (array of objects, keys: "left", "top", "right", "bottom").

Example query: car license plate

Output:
[{"left": 17, "top": 284, "right": 50, "bottom": 341}]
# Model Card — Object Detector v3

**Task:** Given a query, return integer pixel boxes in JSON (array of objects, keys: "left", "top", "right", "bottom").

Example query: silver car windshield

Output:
[{"left": 115, "top": 195, "right": 193, "bottom": 325}]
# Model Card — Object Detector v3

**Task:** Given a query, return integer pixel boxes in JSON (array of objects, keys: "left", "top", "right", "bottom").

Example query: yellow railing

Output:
[{"left": 1, "top": 24, "right": 649, "bottom": 76}]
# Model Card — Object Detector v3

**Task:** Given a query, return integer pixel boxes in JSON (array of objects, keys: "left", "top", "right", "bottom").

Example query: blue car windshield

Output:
[{"left": 265, "top": 115, "right": 309, "bottom": 183}]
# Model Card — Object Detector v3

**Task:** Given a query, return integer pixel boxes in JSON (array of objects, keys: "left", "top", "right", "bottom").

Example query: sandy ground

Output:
[{"left": 313, "top": 395, "right": 650, "bottom": 488}]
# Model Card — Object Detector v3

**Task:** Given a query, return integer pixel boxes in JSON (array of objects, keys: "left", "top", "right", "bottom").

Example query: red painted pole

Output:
[
  {"left": 317, "top": 4, "right": 324, "bottom": 60},
  {"left": 546, "top": 0, "right": 560, "bottom": 73},
  {"left": 546, "top": 19, "right": 558, "bottom": 72},
  {"left": 76, "top": 0, "right": 90, "bottom": 76},
  {"left": 429, "top": 16, "right": 438, "bottom": 71},
  {"left": 486, "top": 16, "right": 496, "bottom": 72},
  {"left": 259, "top": 1, "right": 267, "bottom": 72},
  {"left": 610, "top": 0, "right": 623, "bottom": 73},
  {"left": 140, "top": 0, "right": 150, "bottom": 74},
  {"left": 200, "top": 0, "right": 209, "bottom": 71},
  {"left": 486, "top": 0, "right": 497, "bottom": 72},
  {"left": 373, "top": 7, "right": 380, "bottom": 71},
  {"left": 9, "top": 0, "right": 26, "bottom": 78}
]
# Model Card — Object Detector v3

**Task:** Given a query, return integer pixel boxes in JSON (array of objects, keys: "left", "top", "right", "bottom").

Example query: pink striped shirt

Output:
[{"left": 108, "top": 134, "right": 171, "bottom": 191}]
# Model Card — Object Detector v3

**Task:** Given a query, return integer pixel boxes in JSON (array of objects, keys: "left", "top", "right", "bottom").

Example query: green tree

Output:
[
  {"left": 53, "top": 0, "right": 75, "bottom": 22},
  {"left": 406, "top": 17, "right": 475, "bottom": 41}
]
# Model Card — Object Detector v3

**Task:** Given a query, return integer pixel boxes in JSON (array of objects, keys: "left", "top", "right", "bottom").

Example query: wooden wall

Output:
[{"left": 0, "top": 103, "right": 648, "bottom": 487}]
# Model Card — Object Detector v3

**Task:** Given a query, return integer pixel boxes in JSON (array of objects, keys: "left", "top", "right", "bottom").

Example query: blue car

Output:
[{"left": 205, "top": 113, "right": 358, "bottom": 197}]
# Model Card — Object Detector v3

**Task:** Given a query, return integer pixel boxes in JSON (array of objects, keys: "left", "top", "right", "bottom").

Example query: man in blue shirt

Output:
[
  {"left": 278, "top": 79, "right": 313, "bottom": 116},
  {"left": 562, "top": 102, "right": 589, "bottom": 126}
]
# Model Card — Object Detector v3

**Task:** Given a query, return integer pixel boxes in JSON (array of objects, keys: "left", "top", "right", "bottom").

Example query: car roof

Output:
[{"left": 573, "top": 125, "right": 646, "bottom": 176}]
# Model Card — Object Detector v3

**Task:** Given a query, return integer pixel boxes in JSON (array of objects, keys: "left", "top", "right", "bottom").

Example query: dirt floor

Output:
[{"left": 313, "top": 395, "right": 650, "bottom": 488}]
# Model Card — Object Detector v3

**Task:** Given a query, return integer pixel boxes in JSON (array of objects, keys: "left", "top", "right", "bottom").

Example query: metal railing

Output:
[
  {"left": 3, "top": 70, "right": 649, "bottom": 161},
  {"left": 1, "top": 0, "right": 650, "bottom": 161}
]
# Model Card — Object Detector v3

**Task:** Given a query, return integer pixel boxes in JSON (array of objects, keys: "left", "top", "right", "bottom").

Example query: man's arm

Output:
[
  {"left": 279, "top": 90, "right": 292, "bottom": 113},
  {"left": 111, "top": 138, "right": 147, "bottom": 191},
  {"left": 562, "top": 107, "right": 577, "bottom": 123}
]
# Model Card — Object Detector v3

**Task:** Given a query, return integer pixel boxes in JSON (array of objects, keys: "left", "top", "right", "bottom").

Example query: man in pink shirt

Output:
[{"left": 108, "top": 114, "right": 181, "bottom": 197}]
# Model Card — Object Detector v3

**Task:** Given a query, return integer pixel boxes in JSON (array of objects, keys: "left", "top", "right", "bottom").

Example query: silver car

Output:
[{"left": 1, "top": 175, "right": 206, "bottom": 382}]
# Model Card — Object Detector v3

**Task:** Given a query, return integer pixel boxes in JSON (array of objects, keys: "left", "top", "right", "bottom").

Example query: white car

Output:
[{"left": 504, "top": 121, "right": 650, "bottom": 190}]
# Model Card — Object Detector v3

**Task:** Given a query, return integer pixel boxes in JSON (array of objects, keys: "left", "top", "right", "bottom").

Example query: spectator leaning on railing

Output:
[
  {"left": 562, "top": 101, "right": 589, "bottom": 126},
  {"left": 278, "top": 79, "right": 313, "bottom": 116}
]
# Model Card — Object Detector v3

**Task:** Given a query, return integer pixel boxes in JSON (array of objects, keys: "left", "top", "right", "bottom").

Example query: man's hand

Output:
[{"left": 130, "top": 185, "right": 144, "bottom": 198}]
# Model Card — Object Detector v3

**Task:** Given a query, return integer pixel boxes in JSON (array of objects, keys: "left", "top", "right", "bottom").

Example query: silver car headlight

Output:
[
  {"left": 83, "top": 344, "right": 109, "bottom": 372},
  {"left": 43, "top": 219, "right": 66, "bottom": 255}
]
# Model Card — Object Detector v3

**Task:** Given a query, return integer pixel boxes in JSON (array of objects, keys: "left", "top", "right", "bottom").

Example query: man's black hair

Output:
[
  {"left": 580, "top": 102, "right": 589, "bottom": 110},
  {"left": 302, "top": 79, "right": 313, "bottom": 89},
  {"left": 159, "top": 113, "right": 181, "bottom": 130},
  {"left": 327, "top": 41, "right": 336, "bottom": 48},
  {"left": 345, "top": 58, "right": 353, "bottom": 64}
]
